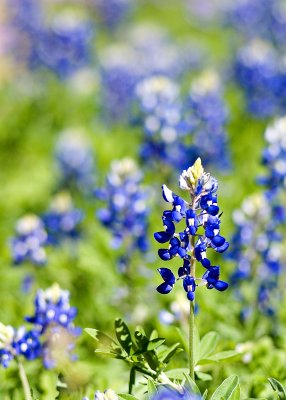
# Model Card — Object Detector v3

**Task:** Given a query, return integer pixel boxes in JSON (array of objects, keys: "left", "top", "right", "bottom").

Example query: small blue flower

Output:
[
  {"left": 10, "top": 214, "right": 48, "bottom": 266},
  {"left": 42, "top": 192, "right": 84, "bottom": 246},
  {"left": 95, "top": 158, "right": 149, "bottom": 271},
  {"left": 55, "top": 129, "right": 95, "bottom": 192}
]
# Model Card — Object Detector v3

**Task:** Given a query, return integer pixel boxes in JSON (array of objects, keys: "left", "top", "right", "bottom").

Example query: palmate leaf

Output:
[
  {"left": 115, "top": 318, "right": 133, "bottom": 356},
  {"left": 157, "top": 343, "right": 182, "bottom": 364},
  {"left": 268, "top": 378, "right": 286, "bottom": 399},
  {"left": 198, "top": 332, "right": 219, "bottom": 360},
  {"left": 85, "top": 327, "right": 124, "bottom": 358},
  {"left": 210, "top": 375, "right": 240, "bottom": 400}
]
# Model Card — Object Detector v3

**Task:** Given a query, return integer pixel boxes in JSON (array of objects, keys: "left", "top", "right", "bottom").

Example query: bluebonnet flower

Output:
[
  {"left": 230, "top": 118, "right": 286, "bottom": 316},
  {"left": 99, "top": 44, "right": 141, "bottom": 121},
  {"left": 10, "top": 214, "right": 48, "bottom": 266},
  {"left": 135, "top": 75, "right": 187, "bottom": 170},
  {"left": 0, "top": 323, "right": 41, "bottom": 368},
  {"left": 233, "top": 39, "right": 284, "bottom": 118},
  {"left": 92, "top": 0, "right": 133, "bottom": 29},
  {"left": 42, "top": 192, "right": 84, "bottom": 246},
  {"left": 99, "top": 25, "right": 202, "bottom": 121},
  {"left": 96, "top": 158, "right": 149, "bottom": 271},
  {"left": 7, "top": 2, "right": 94, "bottom": 79},
  {"left": 151, "top": 386, "right": 200, "bottom": 399},
  {"left": 55, "top": 129, "right": 95, "bottom": 192},
  {"left": 25, "top": 283, "right": 80, "bottom": 369},
  {"left": 225, "top": 0, "right": 286, "bottom": 48},
  {"left": 155, "top": 158, "right": 229, "bottom": 301},
  {"left": 184, "top": 70, "right": 231, "bottom": 171},
  {"left": 34, "top": 11, "right": 93, "bottom": 79},
  {"left": 259, "top": 117, "right": 286, "bottom": 196}
]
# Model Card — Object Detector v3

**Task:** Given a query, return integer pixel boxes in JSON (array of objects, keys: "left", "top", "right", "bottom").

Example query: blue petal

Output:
[
  {"left": 187, "top": 291, "right": 195, "bottom": 301},
  {"left": 156, "top": 282, "right": 174, "bottom": 294},
  {"left": 214, "top": 280, "right": 229, "bottom": 291},
  {"left": 211, "top": 235, "right": 225, "bottom": 247},
  {"left": 154, "top": 231, "right": 171, "bottom": 244},
  {"left": 157, "top": 268, "right": 176, "bottom": 284},
  {"left": 208, "top": 205, "right": 219, "bottom": 216},
  {"left": 158, "top": 249, "right": 171, "bottom": 261}
]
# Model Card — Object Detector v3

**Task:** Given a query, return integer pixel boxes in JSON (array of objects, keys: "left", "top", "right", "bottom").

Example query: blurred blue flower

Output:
[
  {"left": 230, "top": 118, "right": 286, "bottom": 315},
  {"left": 95, "top": 158, "right": 149, "bottom": 271},
  {"left": 92, "top": 0, "right": 133, "bottom": 29},
  {"left": 42, "top": 192, "right": 84, "bottom": 246},
  {"left": 225, "top": 0, "right": 286, "bottom": 48},
  {"left": 155, "top": 158, "right": 229, "bottom": 301},
  {"left": 8, "top": 1, "right": 94, "bottom": 79},
  {"left": 99, "top": 25, "right": 202, "bottom": 121},
  {"left": 55, "top": 129, "right": 95, "bottom": 192},
  {"left": 25, "top": 283, "right": 80, "bottom": 368},
  {"left": 10, "top": 214, "right": 48, "bottom": 266},
  {"left": 234, "top": 39, "right": 284, "bottom": 118},
  {"left": 184, "top": 70, "right": 231, "bottom": 171}
]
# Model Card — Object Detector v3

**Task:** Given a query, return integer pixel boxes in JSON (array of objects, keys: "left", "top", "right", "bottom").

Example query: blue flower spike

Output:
[{"left": 155, "top": 158, "right": 229, "bottom": 301}]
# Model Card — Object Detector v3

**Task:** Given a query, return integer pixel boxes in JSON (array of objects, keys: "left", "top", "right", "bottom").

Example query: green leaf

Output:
[
  {"left": 147, "top": 379, "right": 158, "bottom": 399},
  {"left": 85, "top": 328, "right": 117, "bottom": 347},
  {"left": 165, "top": 368, "right": 189, "bottom": 379},
  {"left": 118, "top": 395, "right": 139, "bottom": 400},
  {"left": 211, "top": 375, "right": 240, "bottom": 400},
  {"left": 268, "top": 378, "right": 286, "bottom": 399},
  {"left": 150, "top": 330, "right": 159, "bottom": 340},
  {"left": 84, "top": 328, "right": 99, "bottom": 341},
  {"left": 199, "top": 332, "right": 219, "bottom": 360},
  {"left": 202, "top": 390, "right": 208, "bottom": 400},
  {"left": 115, "top": 318, "right": 133, "bottom": 356},
  {"left": 158, "top": 343, "right": 182, "bottom": 364},
  {"left": 176, "top": 327, "right": 188, "bottom": 353},
  {"left": 208, "top": 351, "right": 239, "bottom": 361},
  {"left": 183, "top": 373, "right": 201, "bottom": 395},
  {"left": 196, "top": 372, "right": 213, "bottom": 381},
  {"left": 146, "top": 338, "right": 166, "bottom": 351}
]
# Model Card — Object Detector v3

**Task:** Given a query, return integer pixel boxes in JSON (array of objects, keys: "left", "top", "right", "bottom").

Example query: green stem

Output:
[
  {"left": 17, "top": 360, "right": 32, "bottom": 400},
  {"left": 189, "top": 298, "right": 195, "bottom": 380},
  {"left": 189, "top": 235, "right": 196, "bottom": 380}
]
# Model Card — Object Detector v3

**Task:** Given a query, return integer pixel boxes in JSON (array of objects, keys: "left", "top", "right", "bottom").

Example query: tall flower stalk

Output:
[{"left": 154, "top": 158, "right": 229, "bottom": 379}]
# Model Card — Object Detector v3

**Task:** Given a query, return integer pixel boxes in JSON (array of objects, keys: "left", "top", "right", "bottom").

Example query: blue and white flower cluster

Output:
[
  {"left": 226, "top": 0, "right": 286, "bottom": 47},
  {"left": 184, "top": 70, "right": 230, "bottom": 171},
  {"left": 92, "top": 0, "right": 134, "bottom": 29},
  {"left": 25, "top": 283, "right": 80, "bottom": 368},
  {"left": 134, "top": 71, "right": 230, "bottom": 173},
  {"left": 234, "top": 39, "right": 286, "bottom": 118},
  {"left": 0, "top": 323, "right": 41, "bottom": 368},
  {"left": 8, "top": 0, "right": 94, "bottom": 79},
  {"left": 155, "top": 158, "right": 229, "bottom": 301},
  {"left": 99, "top": 24, "right": 202, "bottom": 121},
  {"left": 55, "top": 129, "right": 95, "bottom": 192},
  {"left": 11, "top": 215, "right": 48, "bottom": 266},
  {"left": 96, "top": 158, "right": 149, "bottom": 271},
  {"left": 135, "top": 75, "right": 186, "bottom": 169},
  {"left": 0, "top": 284, "right": 79, "bottom": 369},
  {"left": 43, "top": 192, "right": 84, "bottom": 246},
  {"left": 229, "top": 117, "right": 286, "bottom": 315}
]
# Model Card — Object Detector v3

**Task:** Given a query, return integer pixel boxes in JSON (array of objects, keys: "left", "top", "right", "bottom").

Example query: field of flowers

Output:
[{"left": 1, "top": 1, "right": 286, "bottom": 399}]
